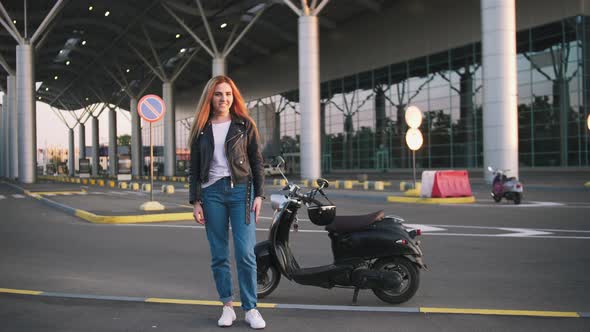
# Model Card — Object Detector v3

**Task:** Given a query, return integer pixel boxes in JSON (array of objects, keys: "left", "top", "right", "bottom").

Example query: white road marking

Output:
[
  {"left": 107, "top": 220, "right": 590, "bottom": 239},
  {"left": 495, "top": 228, "right": 553, "bottom": 237},
  {"left": 12, "top": 194, "right": 25, "bottom": 199},
  {"left": 405, "top": 224, "right": 447, "bottom": 232},
  {"left": 0, "top": 195, "right": 5, "bottom": 200}
]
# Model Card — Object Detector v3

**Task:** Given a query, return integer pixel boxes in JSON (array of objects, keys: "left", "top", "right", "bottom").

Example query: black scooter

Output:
[{"left": 255, "top": 160, "right": 425, "bottom": 305}]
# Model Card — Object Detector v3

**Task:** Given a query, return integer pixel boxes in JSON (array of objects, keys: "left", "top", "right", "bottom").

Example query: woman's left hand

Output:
[{"left": 252, "top": 197, "right": 263, "bottom": 224}]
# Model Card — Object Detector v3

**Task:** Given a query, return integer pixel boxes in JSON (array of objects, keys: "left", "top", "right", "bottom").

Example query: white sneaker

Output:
[
  {"left": 217, "top": 306, "right": 236, "bottom": 327},
  {"left": 245, "top": 309, "right": 266, "bottom": 329}
]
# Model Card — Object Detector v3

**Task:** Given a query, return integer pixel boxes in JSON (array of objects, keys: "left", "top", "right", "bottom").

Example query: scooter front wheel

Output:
[
  {"left": 257, "top": 264, "right": 281, "bottom": 299},
  {"left": 513, "top": 192, "right": 521, "bottom": 205},
  {"left": 372, "top": 257, "right": 419, "bottom": 304}
]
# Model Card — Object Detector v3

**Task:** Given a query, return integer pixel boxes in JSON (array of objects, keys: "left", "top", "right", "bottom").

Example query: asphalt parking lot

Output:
[{"left": 1, "top": 178, "right": 589, "bottom": 331}]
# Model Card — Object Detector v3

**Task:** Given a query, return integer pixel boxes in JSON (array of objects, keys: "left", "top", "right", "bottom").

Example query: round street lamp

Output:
[
  {"left": 405, "top": 106, "right": 423, "bottom": 188},
  {"left": 405, "top": 105, "right": 423, "bottom": 129},
  {"left": 405, "top": 128, "right": 424, "bottom": 151}
]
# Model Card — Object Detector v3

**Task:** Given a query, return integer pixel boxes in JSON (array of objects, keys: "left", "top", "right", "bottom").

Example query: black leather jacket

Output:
[{"left": 189, "top": 115, "right": 265, "bottom": 222}]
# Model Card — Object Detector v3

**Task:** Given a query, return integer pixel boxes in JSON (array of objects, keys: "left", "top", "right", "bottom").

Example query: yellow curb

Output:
[
  {"left": 403, "top": 188, "right": 421, "bottom": 197},
  {"left": 0, "top": 288, "right": 43, "bottom": 295},
  {"left": 420, "top": 307, "right": 579, "bottom": 318},
  {"left": 27, "top": 190, "right": 87, "bottom": 196},
  {"left": 387, "top": 195, "right": 476, "bottom": 204},
  {"left": 75, "top": 210, "right": 193, "bottom": 224},
  {"left": 145, "top": 298, "right": 277, "bottom": 308}
]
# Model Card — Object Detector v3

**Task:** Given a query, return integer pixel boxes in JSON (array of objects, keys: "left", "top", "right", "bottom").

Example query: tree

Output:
[{"left": 117, "top": 134, "right": 131, "bottom": 147}]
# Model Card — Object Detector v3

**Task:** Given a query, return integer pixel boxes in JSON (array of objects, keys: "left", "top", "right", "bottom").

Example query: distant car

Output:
[{"left": 263, "top": 164, "right": 282, "bottom": 176}]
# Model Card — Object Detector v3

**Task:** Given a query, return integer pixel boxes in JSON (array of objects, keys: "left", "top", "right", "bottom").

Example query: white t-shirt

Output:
[{"left": 201, "top": 121, "right": 232, "bottom": 188}]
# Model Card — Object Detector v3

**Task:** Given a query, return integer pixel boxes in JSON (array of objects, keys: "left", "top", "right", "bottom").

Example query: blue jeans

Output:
[{"left": 202, "top": 177, "right": 257, "bottom": 310}]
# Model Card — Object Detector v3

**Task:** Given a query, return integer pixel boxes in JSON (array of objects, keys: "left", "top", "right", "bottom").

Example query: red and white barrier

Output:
[{"left": 420, "top": 170, "right": 472, "bottom": 198}]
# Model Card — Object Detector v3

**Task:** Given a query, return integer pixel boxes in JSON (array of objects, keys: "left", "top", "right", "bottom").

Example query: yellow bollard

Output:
[
  {"left": 97, "top": 179, "right": 104, "bottom": 187},
  {"left": 141, "top": 183, "right": 152, "bottom": 192},
  {"left": 118, "top": 182, "right": 128, "bottom": 189},
  {"left": 109, "top": 180, "right": 116, "bottom": 188},
  {"left": 344, "top": 180, "right": 353, "bottom": 189},
  {"left": 131, "top": 182, "right": 140, "bottom": 191},
  {"left": 374, "top": 181, "right": 384, "bottom": 191},
  {"left": 82, "top": 179, "right": 88, "bottom": 185},
  {"left": 162, "top": 185, "right": 175, "bottom": 194},
  {"left": 90, "top": 179, "right": 96, "bottom": 185}
]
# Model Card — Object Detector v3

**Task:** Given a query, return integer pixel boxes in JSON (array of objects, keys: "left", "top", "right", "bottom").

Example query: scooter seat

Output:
[{"left": 325, "top": 210, "right": 385, "bottom": 233}]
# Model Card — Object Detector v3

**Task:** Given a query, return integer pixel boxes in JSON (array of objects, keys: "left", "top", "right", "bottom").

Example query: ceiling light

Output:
[
  {"left": 180, "top": 48, "right": 186, "bottom": 53},
  {"left": 175, "top": 34, "right": 181, "bottom": 39},
  {"left": 12, "top": 20, "right": 16, "bottom": 24},
  {"left": 220, "top": 23, "right": 227, "bottom": 29},
  {"left": 45, "top": 87, "right": 49, "bottom": 91},
  {"left": 59, "top": 50, "right": 64, "bottom": 54},
  {"left": 66, "top": 60, "right": 70, "bottom": 65},
  {"left": 86, "top": 97, "right": 89, "bottom": 101},
  {"left": 126, "top": 68, "right": 130, "bottom": 73},
  {"left": 38, "top": 96, "right": 42, "bottom": 100},
  {"left": 89, "top": 5, "right": 93, "bottom": 11},
  {"left": 104, "top": 11, "right": 110, "bottom": 17},
  {"left": 81, "top": 40, "right": 86, "bottom": 45},
  {"left": 54, "top": 75, "right": 58, "bottom": 80}
]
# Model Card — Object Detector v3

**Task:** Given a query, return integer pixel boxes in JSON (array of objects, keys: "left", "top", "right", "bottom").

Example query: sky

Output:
[{"left": 1, "top": 92, "right": 131, "bottom": 149}]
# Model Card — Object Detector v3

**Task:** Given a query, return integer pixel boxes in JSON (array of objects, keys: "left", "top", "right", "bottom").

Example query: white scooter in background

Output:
[{"left": 488, "top": 166, "right": 524, "bottom": 205}]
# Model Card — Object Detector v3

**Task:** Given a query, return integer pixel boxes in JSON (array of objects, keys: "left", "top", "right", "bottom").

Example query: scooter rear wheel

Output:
[
  {"left": 513, "top": 192, "right": 521, "bottom": 205},
  {"left": 493, "top": 194, "right": 502, "bottom": 203},
  {"left": 372, "top": 257, "right": 419, "bottom": 304},
  {"left": 257, "top": 264, "right": 281, "bottom": 299}
]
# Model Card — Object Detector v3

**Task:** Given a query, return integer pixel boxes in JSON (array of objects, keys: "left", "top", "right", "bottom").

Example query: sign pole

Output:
[
  {"left": 413, "top": 150, "right": 416, "bottom": 189},
  {"left": 137, "top": 94, "right": 166, "bottom": 211},
  {"left": 150, "top": 122, "right": 154, "bottom": 202}
]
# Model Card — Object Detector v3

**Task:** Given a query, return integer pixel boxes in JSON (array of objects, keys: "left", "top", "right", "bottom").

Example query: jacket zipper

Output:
[{"left": 225, "top": 126, "right": 243, "bottom": 188}]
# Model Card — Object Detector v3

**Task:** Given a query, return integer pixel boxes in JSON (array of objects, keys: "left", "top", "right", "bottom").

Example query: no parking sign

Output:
[
  {"left": 138, "top": 94, "right": 166, "bottom": 123},
  {"left": 138, "top": 94, "right": 166, "bottom": 205}
]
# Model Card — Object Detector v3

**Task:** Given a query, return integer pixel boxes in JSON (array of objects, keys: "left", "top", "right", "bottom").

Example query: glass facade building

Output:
[{"left": 149, "top": 16, "right": 590, "bottom": 174}]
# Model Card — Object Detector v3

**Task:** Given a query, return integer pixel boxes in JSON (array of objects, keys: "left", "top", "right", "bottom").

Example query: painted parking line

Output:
[{"left": 0, "top": 287, "right": 585, "bottom": 318}]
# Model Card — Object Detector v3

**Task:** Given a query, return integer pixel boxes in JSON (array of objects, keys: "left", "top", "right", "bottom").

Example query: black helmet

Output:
[{"left": 307, "top": 204, "right": 336, "bottom": 226}]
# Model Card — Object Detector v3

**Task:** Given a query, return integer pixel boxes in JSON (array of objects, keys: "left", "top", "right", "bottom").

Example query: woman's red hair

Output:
[{"left": 188, "top": 75, "right": 255, "bottom": 145}]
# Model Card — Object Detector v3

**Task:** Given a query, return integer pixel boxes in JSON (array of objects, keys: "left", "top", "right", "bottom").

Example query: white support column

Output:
[
  {"left": 0, "top": 95, "right": 4, "bottom": 177},
  {"left": 7, "top": 75, "right": 17, "bottom": 179},
  {"left": 16, "top": 43, "right": 36, "bottom": 183},
  {"left": 68, "top": 128, "right": 75, "bottom": 176},
  {"left": 298, "top": 15, "right": 321, "bottom": 180},
  {"left": 481, "top": 0, "right": 518, "bottom": 181},
  {"left": 91, "top": 116, "right": 99, "bottom": 177},
  {"left": 163, "top": 82, "right": 175, "bottom": 177},
  {"left": 108, "top": 108, "right": 117, "bottom": 177},
  {"left": 78, "top": 123, "right": 86, "bottom": 160},
  {"left": 130, "top": 98, "right": 142, "bottom": 177},
  {"left": 212, "top": 57, "right": 226, "bottom": 76}
]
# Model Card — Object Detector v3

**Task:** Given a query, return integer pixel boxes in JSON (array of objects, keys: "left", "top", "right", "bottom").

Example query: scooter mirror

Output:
[{"left": 316, "top": 178, "right": 329, "bottom": 189}]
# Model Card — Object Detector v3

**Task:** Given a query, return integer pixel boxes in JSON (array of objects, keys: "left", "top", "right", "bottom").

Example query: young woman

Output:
[{"left": 188, "top": 75, "right": 266, "bottom": 329}]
